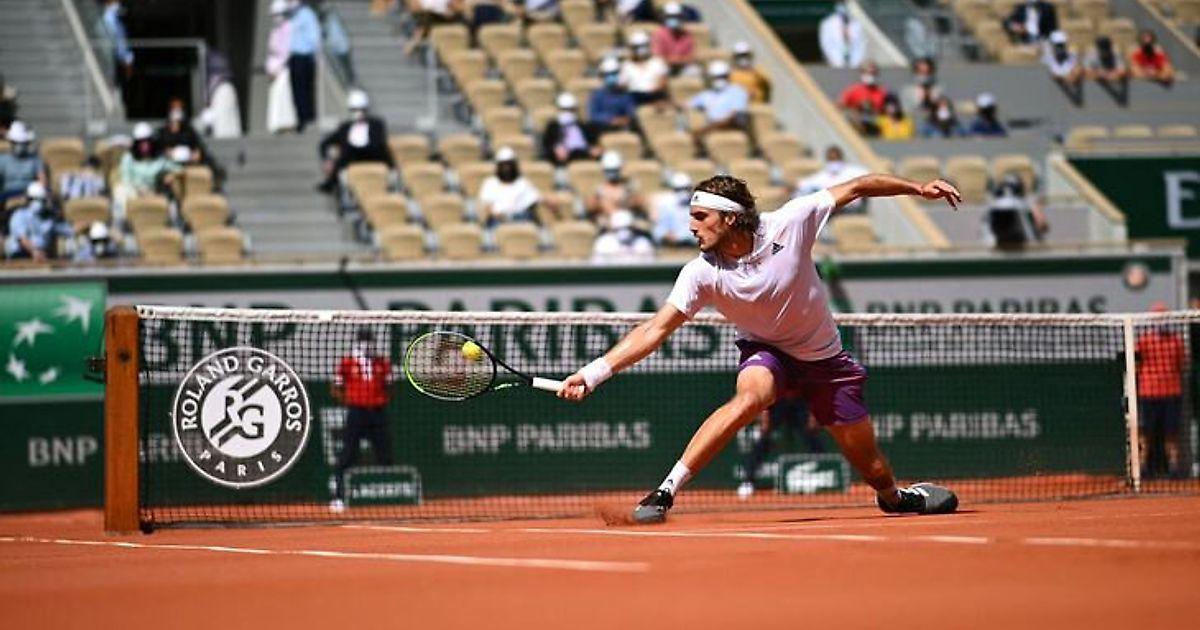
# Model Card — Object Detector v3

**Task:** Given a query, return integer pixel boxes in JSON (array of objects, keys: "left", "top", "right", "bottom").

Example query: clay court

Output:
[{"left": 3, "top": 495, "right": 1199, "bottom": 629}]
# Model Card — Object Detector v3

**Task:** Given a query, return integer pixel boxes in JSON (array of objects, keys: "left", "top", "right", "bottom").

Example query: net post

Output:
[
  {"left": 1122, "top": 316, "right": 1142, "bottom": 493},
  {"left": 104, "top": 306, "right": 141, "bottom": 533}
]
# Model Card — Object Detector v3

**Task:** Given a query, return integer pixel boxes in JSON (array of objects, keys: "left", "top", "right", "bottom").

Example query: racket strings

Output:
[{"left": 405, "top": 333, "right": 494, "bottom": 400}]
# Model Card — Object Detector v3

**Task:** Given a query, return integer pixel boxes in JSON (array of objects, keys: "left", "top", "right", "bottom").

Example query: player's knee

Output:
[{"left": 730, "top": 391, "right": 770, "bottom": 419}]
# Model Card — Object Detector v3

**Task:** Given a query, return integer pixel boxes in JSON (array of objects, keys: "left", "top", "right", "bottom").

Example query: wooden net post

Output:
[{"left": 104, "top": 306, "right": 141, "bottom": 533}]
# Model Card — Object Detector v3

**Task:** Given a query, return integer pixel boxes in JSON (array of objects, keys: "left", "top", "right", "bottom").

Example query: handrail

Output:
[
  {"left": 1048, "top": 153, "right": 1127, "bottom": 226},
  {"left": 1136, "top": 0, "right": 1200, "bottom": 62},
  {"left": 59, "top": 0, "right": 116, "bottom": 118},
  {"left": 849, "top": 0, "right": 907, "bottom": 67}
]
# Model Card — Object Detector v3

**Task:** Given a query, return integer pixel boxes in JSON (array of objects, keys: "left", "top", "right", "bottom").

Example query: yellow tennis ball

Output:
[{"left": 461, "top": 341, "right": 484, "bottom": 362}]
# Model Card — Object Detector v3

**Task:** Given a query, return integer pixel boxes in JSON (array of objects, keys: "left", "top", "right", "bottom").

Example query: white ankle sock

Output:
[{"left": 657, "top": 460, "right": 692, "bottom": 496}]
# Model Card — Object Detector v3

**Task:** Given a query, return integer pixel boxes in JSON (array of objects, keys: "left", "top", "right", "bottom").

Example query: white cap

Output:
[
  {"left": 628, "top": 31, "right": 651, "bottom": 47},
  {"left": 663, "top": 2, "right": 683, "bottom": 16},
  {"left": 599, "top": 56, "right": 621, "bottom": 75},
  {"left": 88, "top": 221, "right": 110, "bottom": 240},
  {"left": 6, "top": 121, "right": 33, "bottom": 143},
  {"left": 494, "top": 146, "right": 516, "bottom": 162},
  {"left": 170, "top": 145, "right": 192, "bottom": 162},
  {"left": 733, "top": 41, "right": 752, "bottom": 56},
  {"left": 132, "top": 122, "right": 154, "bottom": 140},
  {"left": 609, "top": 209, "right": 634, "bottom": 230},
  {"left": 556, "top": 92, "right": 577, "bottom": 110},
  {"left": 347, "top": 89, "right": 369, "bottom": 110},
  {"left": 270, "top": 0, "right": 288, "bottom": 15},
  {"left": 707, "top": 60, "right": 731, "bottom": 78},
  {"left": 25, "top": 181, "right": 46, "bottom": 199},
  {"left": 976, "top": 92, "right": 996, "bottom": 108},
  {"left": 669, "top": 171, "right": 692, "bottom": 190},
  {"left": 600, "top": 150, "right": 623, "bottom": 170},
  {"left": 1049, "top": 30, "right": 1068, "bottom": 45}
]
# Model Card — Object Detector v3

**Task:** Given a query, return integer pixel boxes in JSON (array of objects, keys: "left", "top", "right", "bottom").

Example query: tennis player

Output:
[{"left": 558, "top": 173, "right": 962, "bottom": 523}]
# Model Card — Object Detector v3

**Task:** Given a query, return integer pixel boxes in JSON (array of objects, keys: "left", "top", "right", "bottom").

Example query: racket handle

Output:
[{"left": 531, "top": 377, "right": 564, "bottom": 393}]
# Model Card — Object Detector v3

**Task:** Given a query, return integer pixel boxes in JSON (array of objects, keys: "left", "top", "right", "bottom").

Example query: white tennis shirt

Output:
[{"left": 666, "top": 189, "right": 842, "bottom": 362}]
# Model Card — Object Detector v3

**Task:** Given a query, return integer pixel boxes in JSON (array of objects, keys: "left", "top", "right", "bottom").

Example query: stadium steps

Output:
[{"left": 0, "top": 0, "right": 93, "bottom": 136}]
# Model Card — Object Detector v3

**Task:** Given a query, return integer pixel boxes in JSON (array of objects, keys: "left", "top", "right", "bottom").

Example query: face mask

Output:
[
  {"left": 91, "top": 239, "right": 108, "bottom": 256},
  {"left": 604, "top": 169, "right": 621, "bottom": 182},
  {"left": 734, "top": 55, "right": 751, "bottom": 68},
  {"left": 675, "top": 190, "right": 692, "bottom": 205},
  {"left": 352, "top": 108, "right": 367, "bottom": 121},
  {"left": 711, "top": 77, "right": 729, "bottom": 90},
  {"left": 1053, "top": 44, "right": 1068, "bottom": 60},
  {"left": 632, "top": 45, "right": 649, "bottom": 59},
  {"left": 37, "top": 205, "right": 53, "bottom": 220},
  {"left": 861, "top": 73, "right": 877, "bottom": 86},
  {"left": 13, "top": 143, "right": 32, "bottom": 157},
  {"left": 919, "top": 75, "right": 934, "bottom": 87},
  {"left": 556, "top": 111, "right": 576, "bottom": 126},
  {"left": 169, "top": 109, "right": 185, "bottom": 123},
  {"left": 497, "top": 163, "right": 518, "bottom": 182},
  {"left": 936, "top": 106, "right": 952, "bottom": 121},
  {"left": 603, "top": 74, "right": 620, "bottom": 88},
  {"left": 826, "top": 160, "right": 844, "bottom": 172},
  {"left": 665, "top": 17, "right": 681, "bottom": 30}
]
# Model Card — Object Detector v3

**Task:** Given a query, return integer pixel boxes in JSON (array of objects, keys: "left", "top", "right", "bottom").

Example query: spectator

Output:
[
  {"left": 591, "top": 208, "right": 655, "bottom": 263},
  {"left": 1135, "top": 303, "right": 1186, "bottom": 479},
  {"left": 968, "top": 92, "right": 1006, "bottom": 137},
  {"left": 984, "top": 173, "right": 1047, "bottom": 249},
  {"left": 729, "top": 42, "right": 772, "bottom": 104},
  {"left": 920, "top": 95, "right": 966, "bottom": 138},
  {"left": 875, "top": 94, "right": 914, "bottom": 141},
  {"left": 115, "top": 122, "right": 180, "bottom": 214},
  {"left": 5, "top": 182, "right": 69, "bottom": 261},
  {"left": 478, "top": 146, "right": 541, "bottom": 226},
  {"left": 1084, "top": 36, "right": 1130, "bottom": 106},
  {"left": 653, "top": 3, "right": 696, "bottom": 76},
  {"left": 838, "top": 61, "right": 887, "bottom": 114},
  {"left": 72, "top": 221, "right": 120, "bottom": 264},
  {"left": 101, "top": 0, "right": 134, "bottom": 94},
  {"left": 598, "top": 0, "right": 657, "bottom": 23},
  {"left": 541, "top": 92, "right": 602, "bottom": 165},
  {"left": 1005, "top": 0, "right": 1059, "bottom": 44},
  {"left": 402, "top": 0, "right": 466, "bottom": 56},
  {"left": 266, "top": 0, "right": 298, "bottom": 134},
  {"left": 797, "top": 145, "right": 868, "bottom": 213},
  {"left": 317, "top": 90, "right": 395, "bottom": 194},
  {"left": 60, "top": 156, "right": 107, "bottom": 201},
  {"left": 330, "top": 327, "right": 396, "bottom": 513},
  {"left": 819, "top": 1, "right": 866, "bottom": 69},
  {"left": 620, "top": 31, "right": 670, "bottom": 107},
  {"left": 321, "top": 4, "right": 357, "bottom": 85},
  {"left": 287, "top": 0, "right": 322, "bottom": 132},
  {"left": 1130, "top": 30, "right": 1175, "bottom": 87},
  {"left": 510, "top": 0, "right": 559, "bottom": 24},
  {"left": 200, "top": 52, "right": 243, "bottom": 139},
  {"left": 0, "top": 73, "right": 16, "bottom": 134},
  {"left": 688, "top": 60, "right": 750, "bottom": 146},
  {"left": 157, "top": 97, "right": 226, "bottom": 186},
  {"left": 1043, "top": 30, "right": 1084, "bottom": 106},
  {"left": 589, "top": 57, "right": 638, "bottom": 133},
  {"left": 0, "top": 122, "right": 47, "bottom": 203},
  {"left": 652, "top": 171, "right": 696, "bottom": 246},
  {"left": 901, "top": 56, "right": 940, "bottom": 117},
  {"left": 588, "top": 150, "right": 645, "bottom": 226}
]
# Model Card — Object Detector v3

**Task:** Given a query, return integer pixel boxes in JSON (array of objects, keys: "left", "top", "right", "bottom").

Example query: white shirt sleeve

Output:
[
  {"left": 665, "top": 258, "right": 711, "bottom": 318},
  {"left": 773, "top": 189, "right": 837, "bottom": 247}
]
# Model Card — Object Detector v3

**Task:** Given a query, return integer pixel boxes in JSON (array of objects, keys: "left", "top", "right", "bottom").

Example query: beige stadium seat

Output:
[
  {"left": 379, "top": 223, "right": 426, "bottom": 261},
  {"left": 197, "top": 227, "right": 245, "bottom": 265},
  {"left": 422, "top": 193, "right": 468, "bottom": 229},
  {"left": 402, "top": 162, "right": 447, "bottom": 200},
  {"left": 622, "top": 21, "right": 658, "bottom": 44},
  {"left": 430, "top": 23, "right": 470, "bottom": 61},
  {"left": 437, "top": 223, "right": 485, "bottom": 260},
  {"left": 344, "top": 161, "right": 390, "bottom": 201},
  {"left": 599, "top": 131, "right": 644, "bottom": 163},
  {"left": 757, "top": 186, "right": 789, "bottom": 213},
  {"left": 1114, "top": 124, "right": 1154, "bottom": 138},
  {"left": 1059, "top": 18, "right": 1094, "bottom": 51},
  {"left": 181, "top": 194, "right": 231, "bottom": 233},
  {"left": 528, "top": 22, "right": 569, "bottom": 64},
  {"left": 668, "top": 76, "right": 705, "bottom": 106},
  {"left": 830, "top": 216, "right": 880, "bottom": 254},
  {"left": 677, "top": 158, "right": 717, "bottom": 185},
  {"left": 729, "top": 159, "right": 772, "bottom": 192},
  {"left": 545, "top": 49, "right": 589, "bottom": 89},
  {"left": 560, "top": 0, "right": 595, "bottom": 37},
  {"left": 577, "top": 22, "right": 619, "bottom": 62},
  {"left": 479, "top": 23, "right": 522, "bottom": 62},
  {"left": 362, "top": 194, "right": 410, "bottom": 230},
  {"left": 175, "top": 165, "right": 213, "bottom": 201},
  {"left": 514, "top": 78, "right": 557, "bottom": 113},
  {"left": 1157, "top": 124, "right": 1198, "bottom": 138},
  {"left": 1173, "top": 0, "right": 1200, "bottom": 23},
  {"left": 483, "top": 107, "right": 525, "bottom": 139},
  {"left": 747, "top": 103, "right": 778, "bottom": 140},
  {"left": 955, "top": 0, "right": 992, "bottom": 23},
  {"left": 550, "top": 220, "right": 598, "bottom": 259},
  {"left": 0, "top": 140, "right": 9, "bottom": 155},
  {"left": 457, "top": 161, "right": 495, "bottom": 198},
  {"left": 760, "top": 132, "right": 807, "bottom": 165},
  {"left": 696, "top": 47, "right": 732, "bottom": 67},
  {"left": 1000, "top": 44, "right": 1040, "bottom": 65},
  {"left": 492, "top": 134, "right": 536, "bottom": 163},
  {"left": 1065, "top": 125, "right": 1110, "bottom": 150},
  {"left": 625, "top": 160, "right": 664, "bottom": 193},
  {"left": 40, "top": 136, "right": 86, "bottom": 175},
  {"left": 781, "top": 158, "right": 823, "bottom": 185},
  {"left": 684, "top": 22, "right": 713, "bottom": 49},
  {"left": 567, "top": 160, "right": 604, "bottom": 195},
  {"left": 992, "top": 0, "right": 1023, "bottom": 17},
  {"left": 703, "top": 130, "right": 752, "bottom": 166},
  {"left": 991, "top": 154, "right": 1038, "bottom": 192},
  {"left": 523, "top": 160, "right": 556, "bottom": 193},
  {"left": 445, "top": 49, "right": 489, "bottom": 87},
  {"left": 1072, "top": 0, "right": 1109, "bottom": 23},
  {"left": 95, "top": 139, "right": 126, "bottom": 181},
  {"left": 64, "top": 196, "right": 110, "bottom": 232},
  {"left": 530, "top": 106, "right": 558, "bottom": 134},
  {"left": 1099, "top": 17, "right": 1137, "bottom": 50},
  {"left": 897, "top": 155, "right": 942, "bottom": 184},
  {"left": 389, "top": 134, "right": 431, "bottom": 166},
  {"left": 973, "top": 22, "right": 1009, "bottom": 58},
  {"left": 636, "top": 104, "right": 679, "bottom": 139},
  {"left": 138, "top": 227, "right": 185, "bottom": 264},
  {"left": 497, "top": 49, "right": 539, "bottom": 88},
  {"left": 565, "top": 77, "right": 602, "bottom": 110},
  {"left": 464, "top": 79, "right": 509, "bottom": 114},
  {"left": 494, "top": 222, "right": 542, "bottom": 260},
  {"left": 125, "top": 195, "right": 170, "bottom": 234},
  {"left": 650, "top": 131, "right": 696, "bottom": 168},
  {"left": 538, "top": 190, "right": 575, "bottom": 224},
  {"left": 944, "top": 155, "right": 990, "bottom": 204},
  {"left": 438, "top": 133, "right": 484, "bottom": 168}
]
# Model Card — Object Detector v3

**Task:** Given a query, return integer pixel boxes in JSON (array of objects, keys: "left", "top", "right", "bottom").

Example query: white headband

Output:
[{"left": 690, "top": 190, "right": 745, "bottom": 213}]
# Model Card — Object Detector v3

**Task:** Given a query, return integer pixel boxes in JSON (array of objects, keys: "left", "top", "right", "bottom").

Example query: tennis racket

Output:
[{"left": 403, "top": 330, "right": 564, "bottom": 401}]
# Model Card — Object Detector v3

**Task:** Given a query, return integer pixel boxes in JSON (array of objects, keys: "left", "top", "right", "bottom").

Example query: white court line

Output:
[
  {"left": 915, "top": 535, "right": 992, "bottom": 545},
  {"left": 0, "top": 536, "right": 648, "bottom": 573},
  {"left": 342, "top": 524, "right": 492, "bottom": 534},
  {"left": 1022, "top": 537, "right": 1200, "bottom": 551},
  {"left": 520, "top": 527, "right": 888, "bottom": 543}
]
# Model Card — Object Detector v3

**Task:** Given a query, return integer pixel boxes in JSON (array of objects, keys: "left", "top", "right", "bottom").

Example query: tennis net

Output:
[{"left": 104, "top": 305, "right": 1200, "bottom": 531}]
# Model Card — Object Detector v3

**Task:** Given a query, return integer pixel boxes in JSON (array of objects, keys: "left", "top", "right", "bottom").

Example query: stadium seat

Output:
[
  {"left": 95, "top": 138, "right": 127, "bottom": 182},
  {"left": 1173, "top": 0, "right": 1200, "bottom": 22},
  {"left": 125, "top": 195, "right": 170, "bottom": 234},
  {"left": 897, "top": 156, "right": 942, "bottom": 184},
  {"left": 626, "top": 160, "right": 664, "bottom": 193},
  {"left": 781, "top": 158, "right": 823, "bottom": 185},
  {"left": 728, "top": 158, "right": 772, "bottom": 191},
  {"left": 830, "top": 216, "right": 879, "bottom": 253},
  {"left": 494, "top": 134, "right": 537, "bottom": 162},
  {"left": 437, "top": 223, "right": 485, "bottom": 260},
  {"left": 991, "top": 154, "right": 1038, "bottom": 192},
  {"left": 684, "top": 23, "right": 713, "bottom": 49},
  {"left": 1059, "top": 17, "right": 1095, "bottom": 51},
  {"left": 565, "top": 77, "right": 602, "bottom": 111},
  {"left": 497, "top": 49, "right": 539, "bottom": 88},
  {"left": 514, "top": 78, "right": 558, "bottom": 113},
  {"left": 757, "top": 186, "right": 789, "bottom": 213},
  {"left": 545, "top": 49, "right": 589, "bottom": 89},
  {"left": 1099, "top": 17, "right": 1137, "bottom": 50},
  {"left": 636, "top": 105, "right": 679, "bottom": 139},
  {"left": 344, "top": 162, "right": 390, "bottom": 202},
  {"left": 464, "top": 79, "right": 509, "bottom": 115},
  {"left": 439, "top": 133, "right": 485, "bottom": 168},
  {"left": 430, "top": 23, "right": 470, "bottom": 60},
  {"left": 577, "top": 22, "right": 619, "bottom": 62},
  {"left": 696, "top": 47, "right": 732, "bottom": 67},
  {"left": 567, "top": 160, "right": 604, "bottom": 195},
  {"left": 40, "top": 136, "right": 85, "bottom": 176},
  {"left": 176, "top": 165, "right": 213, "bottom": 201},
  {"left": 551, "top": 220, "right": 598, "bottom": 259},
  {"left": 379, "top": 223, "right": 426, "bottom": 261},
  {"left": 649, "top": 131, "right": 696, "bottom": 167},
  {"left": 402, "top": 162, "right": 447, "bottom": 200},
  {"left": 1072, "top": 0, "right": 1110, "bottom": 22},
  {"left": 760, "top": 132, "right": 808, "bottom": 165},
  {"left": 422, "top": 193, "right": 468, "bottom": 229},
  {"left": 622, "top": 22, "right": 658, "bottom": 44},
  {"left": 992, "top": 0, "right": 1023, "bottom": 17},
  {"left": 704, "top": 130, "right": 752, "bottom": 166},
  {"left": 668, "top": 76, "right": 705, "bottom": 106},
  {"left": 1065, "top": 125, "right": 1110, "bottom": 150},
  {"left": 479, "top": 23, "right": 522, "bottom": 62},
  {"left": 1157, "top": 124, "right": 1198, "bottom": 138},
  {"left": 64, "top": 196, "right": 110, "bottom": 232},
  {"left": 560, "top": 0, "right": 595, "bottom": 37},
  {"left": 197, "top": 226, "right": 245, "bottom": 265},
  {"left": 389, "top": 134, "right": 432, "bottom": 166},
  {"left": 944, "top": 155, "right": 990, "bottom": 204},
  {"left": 530, "top": 106, "right": 558, "bottom": 134},
  {"left": 483, "top": 107, "right": 525, "bottom": 140},
  {"left": 1114, "top": 124, "right": 1154, "bottom": 138},
  {"left": 181, "top": 194, "right": 231, "bottom": 233},
  {"left": 600, "top": 131, "right": 644, "bottom": 163},
  {"left": 445, "top": 50, "right": 489, "bottom": 87},
  {"left": 538, "top": 190, "right": 575, "bottom": 224},
  {"left": 524, "top": 160, "right": 556, "bottom": 193},
  {"left": 138, "top": 227, "right": 185, "bottom": 264},
  {"left": 677, "top": 158, "right": 717, "bottom": 185},
  {"left": 362, "top": 194, "right": 410, "bottom": 230},
  {"left": 973, "top": 22, "right": 1009, "bottom": 58},
  {"left": 747, "top": 104, "right": 779, "bottom": 141},
  {"left": 528, "top": 22, "right": 569, "bottom": 64},
  {"left": 456, "top": 161, "right": 495, "bottom": 198},
  {"left": 494, "top": 222, "right": 542, "bottom": 260},
  {"left": 1000, "top": 45, "right": 1040, "bottom": 65}
]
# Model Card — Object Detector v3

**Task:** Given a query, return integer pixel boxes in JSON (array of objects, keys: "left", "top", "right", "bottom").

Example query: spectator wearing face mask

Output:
[
  {"left": 115, "top": 122, "right": 181, "bottom": 219},
  {"left": 598, "top": 0, "right": 657, "bottom": 23},
  {"left": 689, "top": 60, "right": 750, "bottom": 146},
  {"left": 796, "top": 145, "right": 868, "bottom": 213},
  {"left": 985, "top": 173, "right": 1047, "bottom": 250},
  {"left": 0, "top": 122, "right": 47, "bottom": 203},
  {"left": 920, "top": 95, "right": 966, "bottom": 138},
  {"left": 541, "top": 92, "right": 603, "bottom": 166},
  {"left": 902, "top": 56, "right": 940, "bottom": 117},
  {"left": 1084, "top": 36, "right": 1130, "bottom": 106},
  {"left": 620, "top": 31, "right": 671, "bottom": 107},
  {"left": 875, "top": 94, "right": 913, "bottom": 141},
  {"left": 1129, "top": 30, "right": 1174, "bottom": 87},
  {"left": 729, "top": 42, "right": 771, "bottom": 104},
  {"left": 653, "top": 3, "right": 696, "bottom": 76},
  {"left": 839, "top": 61, "right": 887, "bottom": 114},
  {"left": 287, "top": 0, "right": 323, "bottom": 132},
  {"left": 72, "top": 221, "right": 120, "bottom": 264},
  {"left": 317, "top": 90, "right": 394, "bottom": 194},
  {"left": 587, "top": 150, "right": 645, "bottom": 226},
  {"left": 968, "top": 93, "right": 1006, "bottom": 137},
  {"left": 1043, "top": 31, "right": 1084, "bottom": 106},
  {"left": 5, "top": 182, "right": 70, "bottom": 261},
  {"left": 589, "top": 57, "right": 638, "bottom": 133},
  {"left": 819, "top": 1, "right": 866, "bottom": 69},
  {"left": 592, "top": 208, "right": 655, "bottom": 264},
  {"left": 157, "top": 98, "right": 226, "bottom": 189},
  {"left": 266, "top": 0, "right": 298, "bottom": 134},
  {"left": 102, "top": 0, "right": 134, "bottom": 92},
  {"left": 652, "top": 171, "right": 696, "bottom": 246},
  {"left": 478, "top": 146, "right": 541, "bottom": 226},
  {"left": 1005, "top": 0, "right": 1059, "bottom": 44}
]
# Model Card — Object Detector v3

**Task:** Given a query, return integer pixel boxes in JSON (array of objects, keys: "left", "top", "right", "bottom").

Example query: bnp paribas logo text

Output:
[{"left": 172, "top": 347, "right": 311, "bottom": 489}]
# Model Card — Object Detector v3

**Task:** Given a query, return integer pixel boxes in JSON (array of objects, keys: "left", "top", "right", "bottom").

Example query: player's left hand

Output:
[{"left": 920, "top": 179, "right": 962, "bottom": 210}]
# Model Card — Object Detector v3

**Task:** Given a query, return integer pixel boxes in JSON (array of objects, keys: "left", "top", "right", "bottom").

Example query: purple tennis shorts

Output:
[{"left": 736, "top": 340, "right": 869, "bottom": 426}]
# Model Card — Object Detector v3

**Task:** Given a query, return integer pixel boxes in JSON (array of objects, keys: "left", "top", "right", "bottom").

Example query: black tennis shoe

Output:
[
  {"left": 877, "top": 483, "right": 958, "bottom": 515},
  {"left": 632, "top": 488, "right": 674, "bottom": 524}
]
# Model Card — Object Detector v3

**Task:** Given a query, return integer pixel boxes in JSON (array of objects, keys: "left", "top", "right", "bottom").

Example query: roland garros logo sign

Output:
[{"left": 172, "top": 347, "right": 311, "bottom": 489}]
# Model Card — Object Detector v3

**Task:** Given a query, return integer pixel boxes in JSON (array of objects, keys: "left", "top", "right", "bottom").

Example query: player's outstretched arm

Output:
[
  {"left": 828, "top": 174, "right": 962, "bottom": 210},
  {"left": 558, "top": 304, "right": 689, "bottom": 401}
]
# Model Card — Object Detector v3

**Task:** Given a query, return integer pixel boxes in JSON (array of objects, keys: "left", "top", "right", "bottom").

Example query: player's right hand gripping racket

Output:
[{"left": 403, "top": 330, "right": 564, "bottom": 401}]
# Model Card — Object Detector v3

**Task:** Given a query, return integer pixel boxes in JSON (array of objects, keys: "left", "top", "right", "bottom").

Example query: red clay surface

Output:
[{"left": 3, "top": 496, "right": 1200, "bottom": 630}]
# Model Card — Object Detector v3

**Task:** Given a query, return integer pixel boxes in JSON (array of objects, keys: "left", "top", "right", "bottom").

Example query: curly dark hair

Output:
[{"left": 694, "top": 174, "right": 759, "bottom": 234}]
